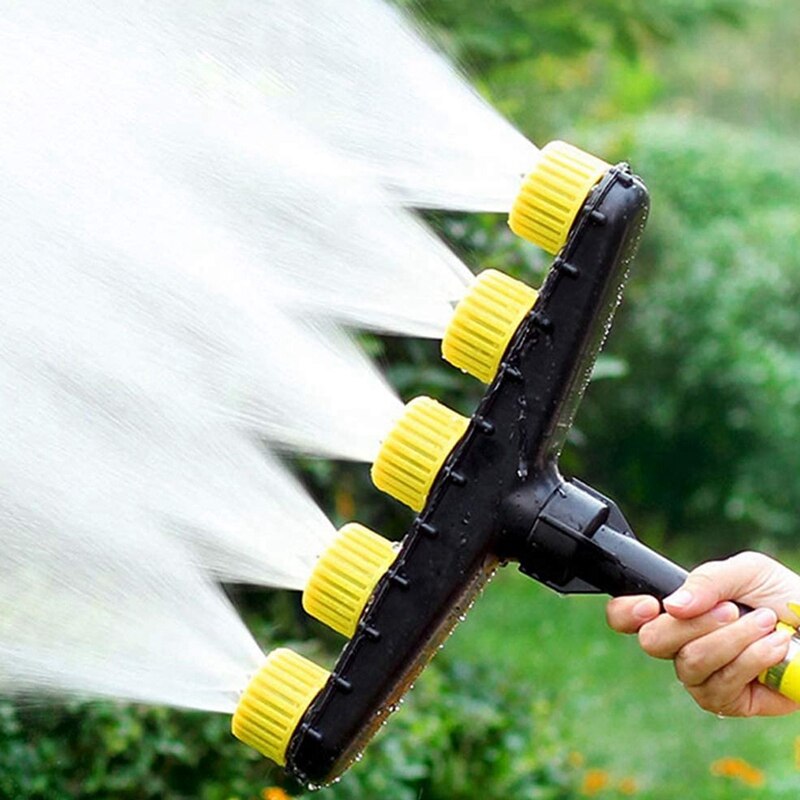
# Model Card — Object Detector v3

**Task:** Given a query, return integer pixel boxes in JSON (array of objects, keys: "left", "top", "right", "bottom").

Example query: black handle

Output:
[
  {"left": 589, "top": 527, "right": 753, "bottom": 617},
  {"left": 590, "top": 526, "right": 688, "bottom": 599}
]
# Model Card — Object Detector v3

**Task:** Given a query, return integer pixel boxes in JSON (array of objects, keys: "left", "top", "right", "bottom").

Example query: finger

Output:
[
  {"left": 688, "top": 628, "right": 792, "bottom": 716},
  {"left": 675, "top": 607, "right": 778, "bottom": 686},
  {"left": 606, "top": 595, "right": 660, "bottom": 634},
  {"left": 664, "top": 552, "right": 776, "bottom": 619},
  {"left": 638, "top": 601, "right": 739, "bottom": 659}
]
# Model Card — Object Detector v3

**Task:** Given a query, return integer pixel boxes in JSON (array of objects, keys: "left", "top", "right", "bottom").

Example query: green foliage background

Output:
[{"left": 4, "top": 1, "right": 800, "bottom": 798}]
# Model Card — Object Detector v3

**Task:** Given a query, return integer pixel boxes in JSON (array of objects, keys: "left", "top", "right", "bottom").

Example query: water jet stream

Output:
[
  {"left": 4, "top": 0, "right": 538, "bottom": 212},
  {"left": 260, "top": 0, "right": 540, "bottom": 210},
  {"left": 0, "top": 490, "right": 265, "bottom": 713},
  {"left": 1, "top": 9, "right": 476, "bottom": 339},
  {"left": 0, "top": 0, "right": 546, "bottom": 741}
]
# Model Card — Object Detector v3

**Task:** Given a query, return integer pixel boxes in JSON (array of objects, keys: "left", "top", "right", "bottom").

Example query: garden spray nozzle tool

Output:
[{"left": 232, "top": 141, "right": 800, "bottom": 784}]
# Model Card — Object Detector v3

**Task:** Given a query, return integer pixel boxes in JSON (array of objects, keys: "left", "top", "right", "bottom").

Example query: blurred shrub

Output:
[
  {"left": 331, "top": 659, "right": 578, "bottom": 800},
  {"left": 0, "top": 699, "right": 271, "bottom": 800},
  {"left": 407, "top": 0, "right": 749, "bottom": 136},
  {"left": 579, "top": 117, "right": 800, "bottom": 550},
  {"left": 0, "top": 659, "right": 578, "bottom": 800}
]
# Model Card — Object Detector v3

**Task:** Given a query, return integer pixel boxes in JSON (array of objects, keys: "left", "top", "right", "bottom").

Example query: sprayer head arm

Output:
[{"left": 284, "top": 165, "right": 650, "bottom": 786}]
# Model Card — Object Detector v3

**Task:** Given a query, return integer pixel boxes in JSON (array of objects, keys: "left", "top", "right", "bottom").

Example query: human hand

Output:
[{"left": 606, "top": 551, "right": 800, "bottom": 717}]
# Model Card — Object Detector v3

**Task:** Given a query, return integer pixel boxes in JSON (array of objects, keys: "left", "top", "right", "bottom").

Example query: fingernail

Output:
[
  {"left": 754, "top": 608, "right": 777, "bottom": 630},
  {"left": 633, "top": 599, "right": 656, "bottom": 619},
  {"left": 711, "top": 603, "right": 737, "bottom": 622},
  {"left": 665, "top": 589, "right": 692, "bottom": 608}
]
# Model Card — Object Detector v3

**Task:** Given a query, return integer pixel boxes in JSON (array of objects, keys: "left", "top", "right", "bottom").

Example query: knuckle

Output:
[
  {"left": 703, "top": 664, "right": 750, "bottom": 716},
  {"left": 675, "top": 641, "right": 706, "bottom": 680},
  {"left": 730, "top": 550, "right": 770, "bottom": 570}
]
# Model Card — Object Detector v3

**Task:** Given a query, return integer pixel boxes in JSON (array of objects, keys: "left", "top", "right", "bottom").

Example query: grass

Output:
[{"left": 440, "top": 567, "right": 800, "bottom": 799}]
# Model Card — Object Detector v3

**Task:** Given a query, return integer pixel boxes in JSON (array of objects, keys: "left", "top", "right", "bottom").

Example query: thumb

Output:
[{"left": 663, "top": 552, "right": 778, "bottom": 619}]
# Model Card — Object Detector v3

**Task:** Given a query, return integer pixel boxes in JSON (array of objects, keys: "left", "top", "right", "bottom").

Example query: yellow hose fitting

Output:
[
  {"left": 303, "top": 523, "right": 397, "bottom": 637},
  {"left": 371, "top": 396, "right": 469, "bottom": 511},
  {"left": 509, "top": 140, "right": 610, "bottom": 254},
  {"left": 232, "top": 648, "right": 329, "bottom": 766},
  {"left": 442, "top": 269, "right": 537, "bottom": 383},
  {"left": 759, "top": 622, "right": 800, "bottom": 703}
]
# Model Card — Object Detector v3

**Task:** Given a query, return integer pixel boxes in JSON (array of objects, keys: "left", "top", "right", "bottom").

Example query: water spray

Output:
[{"left": 227, "top": 140, "right": 800, "bottom": 781}]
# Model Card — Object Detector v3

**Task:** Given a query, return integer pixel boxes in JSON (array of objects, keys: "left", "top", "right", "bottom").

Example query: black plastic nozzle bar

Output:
[{"left": 286, "top": 166, "right": 650, "bottom": 786}]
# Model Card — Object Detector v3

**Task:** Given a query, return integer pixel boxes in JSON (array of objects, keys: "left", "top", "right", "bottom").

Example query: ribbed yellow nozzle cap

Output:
[
  {"left": 303, "top": 523, "right": 397, "bottom": 637},
  {"left": 371, "top": 396, "right": 469, "bottom": 512},
  {"left": 442, "top": 269, "right": 537, "bottom": 383},
  {"left": 509, "top": 140, "right": 611, "bottom": 254},
  {"left": 232, "top": 648, "right": 329, "bottom": 766}
]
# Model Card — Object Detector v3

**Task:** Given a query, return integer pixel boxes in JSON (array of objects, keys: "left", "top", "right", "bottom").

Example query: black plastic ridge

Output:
[{"left": 287, "top": 166, "right": 657, "bottom": 786}]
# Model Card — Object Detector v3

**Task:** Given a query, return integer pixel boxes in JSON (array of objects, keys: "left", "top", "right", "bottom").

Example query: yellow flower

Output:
[
  {"left": 261, "top": 788, "right": 292, "bottom": 800},
  {"left": 580, "top": 768, "right": 610, "bottom": 796},
  {"left": 617, "top": 776, "right": 638, "bottom": 795},
  {"left": 710, "top": 757, "right": 765, "bottom": 787}
]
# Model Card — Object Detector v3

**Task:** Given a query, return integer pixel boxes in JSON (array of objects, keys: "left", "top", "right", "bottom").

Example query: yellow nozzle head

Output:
[
  {"left": 509, "top": 140, "right": 611, "bottom": 254},
  {"left": 303, "top": 523, "right": 397, "bottom": 637},
  {"left": 442, "top": 269, "right": 537, "bottom": 383},
  {"left": 232, "top": 648, "right": 329, "bottom": 766},
  {"left": 371, "top": 396, "right": 469, "bottom": 511}
]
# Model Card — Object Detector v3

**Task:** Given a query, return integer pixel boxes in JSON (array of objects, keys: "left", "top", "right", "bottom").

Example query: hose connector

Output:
[
  {"left": 509, "top": 140, "right": 610, "bottom": 254},
  {"left": 371, "top": 396, "right": 469, "bottom": 511},
  {"left": 759, "top": 621, "right": 800, "bottom": 702},
  {"left": 303, "top": 523, "right": 397, "bottom": 637},
  {"left": 442, "top": 269, "right": 537, "bottom": 383},
  {"left": 232, "top": 648, "right": 329, "bottom": 766}
]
